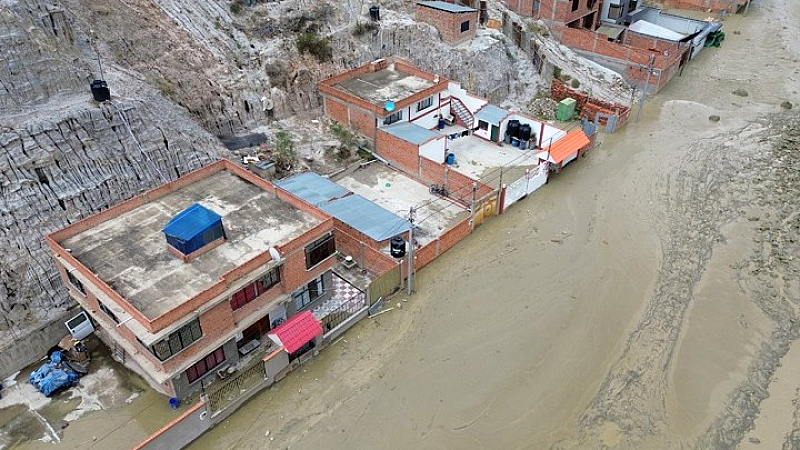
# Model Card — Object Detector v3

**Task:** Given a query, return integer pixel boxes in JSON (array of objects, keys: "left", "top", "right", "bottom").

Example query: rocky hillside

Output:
[{"left": 0, "top": 0, "right": 552, "bottom": 355}]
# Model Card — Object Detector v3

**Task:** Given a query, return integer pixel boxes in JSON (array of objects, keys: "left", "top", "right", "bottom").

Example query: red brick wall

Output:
[
  {"left": 420, "top": 155, "right": 446, "bottom": 186},
  {"left": 324, "top": 97, "right": 348, "bottom": 125},
  {"left": 551, "top": 80, "right": 631, "bottom": 126},
  {"left": 412, "top": 215, "right": 472, "bottom": 270},
  {"left": 334, "top": 224, "right": 403, "bottom": 275},
  {"left": 538, "top": 0, "right": 599, "bottom": 27},
  {"left": 502, "top": 0, "right": 537, "bottom": 17},
  {"left": 415, "top": 5, "right": 478, "bottom": 44},
  {"left": 349, "top": 106, "right": 377, "bottom": 139},
  {"left": 376, "top": 128, "right": 421, "bottom": 174}
]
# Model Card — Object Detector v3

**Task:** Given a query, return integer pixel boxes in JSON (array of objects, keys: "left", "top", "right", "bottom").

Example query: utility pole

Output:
[
  {"left": 636, "top": 53, "right": 656, "bottom": 123},
  {"left": 406, "top": 206, "right": 415, "bottom": 295}
]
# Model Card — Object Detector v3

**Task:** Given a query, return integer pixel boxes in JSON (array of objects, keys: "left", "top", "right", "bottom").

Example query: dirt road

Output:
[{"left": 178, "top": 3, "right": 800, "bottom": 450}]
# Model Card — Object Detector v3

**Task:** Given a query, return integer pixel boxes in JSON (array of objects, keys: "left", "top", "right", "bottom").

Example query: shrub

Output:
[
  {"left": 296, "top": 31, "right": 333, "bottom": 62},
  {"left": 230, "top": 0, "right": 243, "bottom": 15},
  {"left": 352, "top": 21, "right": 379, "bottom": 36},
  {"left": 571, "top": 78, "right": 581, "bottom": 89},
  {"left": 273, "top": 130, "right": 297, "bottom": 170}
]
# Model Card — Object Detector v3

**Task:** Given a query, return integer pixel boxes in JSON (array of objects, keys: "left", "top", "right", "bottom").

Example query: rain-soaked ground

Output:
[{"left": 4, "top": 1, "right": 800, "bottom": 449}]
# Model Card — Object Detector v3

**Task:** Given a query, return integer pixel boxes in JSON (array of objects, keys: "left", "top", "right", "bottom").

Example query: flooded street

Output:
[
  {"left": 2, "top": 1, "right": 799, "bottom": 449},
  {"left": 180, "top": 2, "right": 800, "bottom": 449}
]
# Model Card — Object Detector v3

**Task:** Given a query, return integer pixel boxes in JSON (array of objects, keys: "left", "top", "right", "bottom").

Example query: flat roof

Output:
[
  {"left": 333, "top": 66, "right": 435, "bottom": 107},
  {"left": 628, "top": 20, "right": 686, "bottom": 41},
  {"left": 474, "top": 104, "right": 509, "bottom": 124},
  {"left": 61, "top": 170, "right": 321, "bottom": 319},
  {"left": 417, "top": 1, "right": 477, "bottom": 13},
  {"left": 276, "top": 172, "right": 411, "bottom": 242},
  {"left": 597, "top": 25, "right": 624, "bottom": 40},
  {"left": 383, "top": 122, "right": 441, "bottom": 145}
]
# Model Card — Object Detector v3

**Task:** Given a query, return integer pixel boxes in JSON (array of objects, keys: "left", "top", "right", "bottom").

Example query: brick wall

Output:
[
  {"left": 349, "top": 106, "right": 377, "bottom": 140},
  {"left": 502, "top": 0, "right": 537, "bottom": 17},
  {"left": 412, "top": 215, "right": 473, "bottom": 270},
  {"left": 537, "top": 0, "right": 599, "bottom": 27},
  {"left": 376, "top": 128, "right": 422, "bottom": 174},
  {"left": 551, "top": 80, "right": 631, "bottom": 126},
  {"left": 415, "top": 5, "right": 478, "bottom": 45}
]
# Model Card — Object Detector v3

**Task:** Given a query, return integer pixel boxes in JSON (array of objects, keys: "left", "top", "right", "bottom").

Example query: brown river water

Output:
[{"left": 3, "top": 1, "right": 800, "bottom": 449}]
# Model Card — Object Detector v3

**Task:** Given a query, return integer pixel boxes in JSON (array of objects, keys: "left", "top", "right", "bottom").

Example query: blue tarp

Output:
[
  {"left": 29, "top": 351, "right": 80, "bottom": 397},
  {"left": 163, "top": 203, "right": 225, "bottom": 255}
]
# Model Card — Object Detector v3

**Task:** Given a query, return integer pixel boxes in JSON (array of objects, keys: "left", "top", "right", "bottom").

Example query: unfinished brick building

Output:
[
  {"left": 416, "top": 1, "right": 479, "bottom": 45},
  {"left": 503, "top": 0, "right": 601, "bottom": 29}
]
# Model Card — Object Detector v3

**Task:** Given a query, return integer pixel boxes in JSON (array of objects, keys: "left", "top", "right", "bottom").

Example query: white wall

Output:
[
  {"left": 410, "top": 93, "right": 448, "bottom": 129},
  {"left": 447, "top": 82, "right": 488, "bottom": 113},
  {"left": 419, "top": 137, "right": 446, "bottom": 162},
  {"left": 541, "top": 124, "right": 567, "bottom": 148}
]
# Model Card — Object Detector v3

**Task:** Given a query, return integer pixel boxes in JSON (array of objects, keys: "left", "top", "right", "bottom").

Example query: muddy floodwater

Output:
[
  {"left": 3, "top": 1, "right": 800, "bottom": 449},
  {"left": 179, "top": 2, "right": 800, "bottom": 450}
]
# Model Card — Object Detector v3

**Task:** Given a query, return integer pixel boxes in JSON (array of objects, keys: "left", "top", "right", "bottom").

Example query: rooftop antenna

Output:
[{"left": 89, "top": 29, "right": 111, "bottom": 102}]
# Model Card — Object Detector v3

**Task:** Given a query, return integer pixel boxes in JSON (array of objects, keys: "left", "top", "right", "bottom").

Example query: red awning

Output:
[
  {"left": 547, "top": 129, "right": 591, "bottom": 164},
  {"left": 269, "top": 311, "right": 323, "bottom": 354}
]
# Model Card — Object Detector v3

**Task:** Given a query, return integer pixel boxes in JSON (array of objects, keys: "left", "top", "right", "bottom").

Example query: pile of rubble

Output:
[{"left": 527, "top": 97, "right": 558, "bottom": 120}]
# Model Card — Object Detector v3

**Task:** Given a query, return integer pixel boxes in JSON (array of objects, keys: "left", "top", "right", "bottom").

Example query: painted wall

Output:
[
  {"left": 131, "top": 402, "right": 210, "bottom": 450},
  {"left": 419, "top": 137, "right": 447, "bottom": 162},
  {"left": 410, "top": 93, "right": 449, "bottom": 129},
  {"left": 447, "top": 82, "right": 488, "bottom": 113},
  {"left": 172, "top": 338, "right": 239, "bottom": 399}
]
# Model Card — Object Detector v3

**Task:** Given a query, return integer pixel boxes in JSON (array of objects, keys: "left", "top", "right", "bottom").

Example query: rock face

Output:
[{"left": 0, "top": 0, "right": 225, "bottom": 349}]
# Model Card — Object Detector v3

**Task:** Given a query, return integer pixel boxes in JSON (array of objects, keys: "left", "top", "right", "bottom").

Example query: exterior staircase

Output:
[{"left": 450, "top": 97, "right": 474, "bottom": 129}]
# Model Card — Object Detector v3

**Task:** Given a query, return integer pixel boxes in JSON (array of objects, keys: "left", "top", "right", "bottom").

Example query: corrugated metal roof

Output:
[
  {"left": 547, "top": 129, "right": 591, "bottom": 164},
  {"left": 269, "top": 311, "right": 322, "bottom": 354},
  {"left": 275, "top": 172, "right": 349, "bottom": 206},
  {"left": 474, "top": 104, "right": 509, "bottom": 124},
  {"left": 628, "top": 20, "right": 687, "bottom": 41},
  {"left": 383, "top": 122, "right": 441, "bottom": 145},
  {"left": 320, "top": 195, "right": 411, "bottom": 242},
  {"left": 277, "top": 172, "right": 411, "bottom": 242},
  {"left": 162, "top": 203, "right": 221, "bottom": 241},
  {"left": 417, "top": 1, "right": 477, "bottom": 13}
]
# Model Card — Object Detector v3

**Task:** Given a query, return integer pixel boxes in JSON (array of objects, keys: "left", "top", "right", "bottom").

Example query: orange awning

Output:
[{"left": 547, "top": 129, "right": 590, "bottom": 164}]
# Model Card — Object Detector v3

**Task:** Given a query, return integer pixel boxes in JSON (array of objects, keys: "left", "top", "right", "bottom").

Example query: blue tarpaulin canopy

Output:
[{"left": 163, "top": 203, "right": 225, "bottom": 255}]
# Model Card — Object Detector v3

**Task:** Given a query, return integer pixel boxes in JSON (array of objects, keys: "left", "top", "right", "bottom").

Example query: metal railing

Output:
[
  {"left": 320, "top": 291, "right": 367, "bottom": 334},
  {"left": 207, "top": 359, "right": 266, "bottom": 413}
]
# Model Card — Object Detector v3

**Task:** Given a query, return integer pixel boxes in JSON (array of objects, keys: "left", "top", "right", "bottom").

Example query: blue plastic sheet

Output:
[{"left": 29, "top": 351, "right": 80, "bottom": 397}]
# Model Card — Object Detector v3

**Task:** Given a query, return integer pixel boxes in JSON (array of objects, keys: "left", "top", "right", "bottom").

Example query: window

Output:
[
  {"left": 293, "top": 276, "right": 325, "bottom": 311},
  {"left": 66, "top": 271, "right": 85, "bottom": 295},
  {"left": 98, "top": 302, "right": 120, "bottom": 323},
  {"left": 229, "top": 267, "right": 281, "bottom": 310},
  {"left": 383, "top": 110, "right": 403, "bottom": 125},
  {"left": 460, "top": 20, "right": 470, "bottom": 33},
  {"left": 608, "top": 4, "right": 621, "bottom": 19},
  {"left": 305, "top": 233, "right": 335, "bottom": 269},
  {"left": 186, "top": 346, "right": 226, "bottom": 383},
  {"left": 629, "top": 0, "right": 638, "bottom": 11},
  {"left": 151, "top": 319, "right": 202, "bottom": 361},
  {"left": 416, "top": 97, "right": 433, "bottom": 112},
  {"left": 571, "top": 0, "right": 579, "bottom": 11},
  {"left": 478, "top": 120, "right": 489, "bottom": 131}
]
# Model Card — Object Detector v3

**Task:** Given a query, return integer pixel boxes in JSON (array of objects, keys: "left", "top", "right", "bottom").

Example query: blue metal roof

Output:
[
  {"left": 320, "top": 195, "right": 411, "bottom": 242},
  {"left": 417, "top": 1, "right": 477, "bottom": 13},
  {"left": 274, "top": 171, "right": 349, "bottom": 206},
  {"left": 162, "top": 203, "right": 222, "bottom": 241},
  {"left": 474, "top": 104, "right": 509, "bottom": 124},
  {"left": 383, "top": 122, "right": 441, "bottom": 145},
  {"left": 276, "top": 172, "right": 411, "bottom": 242}
]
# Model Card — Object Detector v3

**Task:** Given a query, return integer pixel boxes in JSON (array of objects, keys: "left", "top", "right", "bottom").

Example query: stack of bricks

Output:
[{"left": 551, "top": 80, "right": 631, "bottom": 127}]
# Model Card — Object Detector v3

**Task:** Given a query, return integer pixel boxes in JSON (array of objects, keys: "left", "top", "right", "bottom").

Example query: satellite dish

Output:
[
  {"left": 384, "top": 100, "right": 395, "bottom": 112},
  {"left": 268, "top": 247, "right": 281, "bottom": 261}
]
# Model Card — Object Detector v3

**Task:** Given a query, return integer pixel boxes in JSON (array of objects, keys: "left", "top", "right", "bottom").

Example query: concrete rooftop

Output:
[
  {"left": 61, "top": 171, "right": 321, "bottom": 319},
  {"left": 444, "top": 130, "right": 540, "bottom": 185},
  {"left": 334, "top": 66, "right": 435, "bottom": 106},
  {"left": 334, "top": 163, "right": 469, "bottom": 245}
]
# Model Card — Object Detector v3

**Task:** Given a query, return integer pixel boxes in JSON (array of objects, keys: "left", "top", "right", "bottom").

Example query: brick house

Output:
[
  {"left": 504, "top": 0, "right": 601, "bottom": 29},
  {"left": 45, "top": 160, "right": 372, "bottom": 399},
  {"left": 416, "top": 1, "right": 479, "bottom": 45}
]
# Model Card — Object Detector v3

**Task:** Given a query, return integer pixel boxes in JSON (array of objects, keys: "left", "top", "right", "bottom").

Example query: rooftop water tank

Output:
[{"left": 519, "top": 124, "right": 532, "bottom": 141}]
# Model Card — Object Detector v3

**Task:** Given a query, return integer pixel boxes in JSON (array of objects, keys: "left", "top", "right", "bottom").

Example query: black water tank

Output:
[
  {"left": 390, "top": 235, "right": 406, "bottom": 258},
  {"left": 369, "top": 5, "right": 380, "bottom": 21},
  {"left": 519, "top": 124, "right": 532, "bottom": 141},
  {"left": 90, "top": 80, "right": 110, "bottom": 102},
  {"left": 507, "top": 120, "right": 520, "bottom": 139}
]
